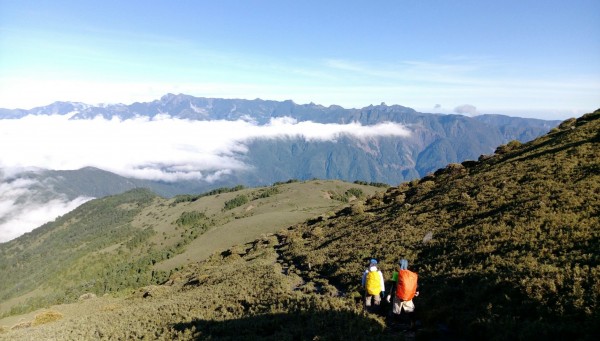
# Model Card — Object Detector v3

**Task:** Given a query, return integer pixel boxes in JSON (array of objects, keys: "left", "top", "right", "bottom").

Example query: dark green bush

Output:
[{"left": 224, "top": 194, "right": 249, "bottom": 210}]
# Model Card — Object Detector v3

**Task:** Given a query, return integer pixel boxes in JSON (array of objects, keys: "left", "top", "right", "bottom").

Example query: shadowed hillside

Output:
[{"left": 1, "top": 111, "right": 598, "bottom": 340}]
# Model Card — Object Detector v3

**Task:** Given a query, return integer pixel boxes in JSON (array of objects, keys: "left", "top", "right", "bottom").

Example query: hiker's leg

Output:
[
  {"left": 409, "top": 311, "right": 417, "bottom": 329},
  {"left": 392, "top": 296, "right": 402, "bottom": 315},
  {"left": 402, "top": 299, "right": 415, "bottom": 313},
  {"left": 402, "top": 300, "right": 416, "bottom": 328},
  {"left": 373, "top": 293, "right": 381, "bottom": 307},
  {"left": 365, "top": 294, "right": 372, "bottom": 307}
]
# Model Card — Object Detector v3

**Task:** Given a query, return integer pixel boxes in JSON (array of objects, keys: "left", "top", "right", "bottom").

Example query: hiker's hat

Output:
[
  {"left": 369, "top": 258, "right": 378, "bottom": 265},
  {"left": 399, "top": 259, "right": 408, "bottom": 270}
]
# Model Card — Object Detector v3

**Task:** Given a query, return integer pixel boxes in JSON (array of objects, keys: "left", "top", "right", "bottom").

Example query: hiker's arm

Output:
[{"left": 386, "top": 277, "right": 396, "bottom": 302}]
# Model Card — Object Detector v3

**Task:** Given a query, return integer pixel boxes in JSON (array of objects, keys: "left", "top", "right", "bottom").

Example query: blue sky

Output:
[{"left": 1, "top": 0, "right": 599, "bottom": 119}]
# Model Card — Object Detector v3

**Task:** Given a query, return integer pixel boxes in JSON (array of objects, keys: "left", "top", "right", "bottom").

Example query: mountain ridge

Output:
[{"left": 0, "top": 93, "right": 559, "bottom": 127}]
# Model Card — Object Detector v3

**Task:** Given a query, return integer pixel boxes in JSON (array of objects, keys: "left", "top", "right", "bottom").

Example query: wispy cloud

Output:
[
  {"left": 2, "top": 50, "right": 597, "bottom": 118},
  {"left": 320, "top": 57, "right": 599, "bottom": 117}
]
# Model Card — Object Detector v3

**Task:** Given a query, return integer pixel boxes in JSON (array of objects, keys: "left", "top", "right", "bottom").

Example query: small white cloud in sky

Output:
[{"left": 454, "top": 104, "right": 479, "bottom": 116}]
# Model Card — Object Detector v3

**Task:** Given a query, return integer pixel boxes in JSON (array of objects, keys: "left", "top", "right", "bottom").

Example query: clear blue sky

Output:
[{"left": 1, "top": 0, "right": 599, "bottom": 119}]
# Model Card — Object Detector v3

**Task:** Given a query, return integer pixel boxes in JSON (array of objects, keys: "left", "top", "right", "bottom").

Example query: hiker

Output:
[
  {"left": 362, "top": 259, "right": 385, "bottom": 311},
  {"left": 387, "top": 259, "right": 419, "bottom": 328}
]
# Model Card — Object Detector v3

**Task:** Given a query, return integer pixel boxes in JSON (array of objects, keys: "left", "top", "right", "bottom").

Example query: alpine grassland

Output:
[{"left": 1, "top": 111, "right": 599, "bottom": 340}]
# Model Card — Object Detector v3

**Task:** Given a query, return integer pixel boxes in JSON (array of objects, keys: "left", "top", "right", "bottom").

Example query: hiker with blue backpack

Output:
[{"left": 362, "top": 259, "right": 385, "bottom": 311}]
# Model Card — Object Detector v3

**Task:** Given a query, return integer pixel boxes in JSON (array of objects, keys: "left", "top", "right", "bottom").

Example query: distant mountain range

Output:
[{"left": 1, "top": 93, "right": 560, "bottom": 187}]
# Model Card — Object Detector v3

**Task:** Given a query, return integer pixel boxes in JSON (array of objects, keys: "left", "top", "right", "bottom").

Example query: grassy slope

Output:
[
  {"left": 156, "top": 180, "right": 370, "bottom": 271},
  {"left": 1, "top": 111, "right": 598, "bottom": 340},
  {"left": 0, "top": 180, "right": 383, "bottom": 317}
]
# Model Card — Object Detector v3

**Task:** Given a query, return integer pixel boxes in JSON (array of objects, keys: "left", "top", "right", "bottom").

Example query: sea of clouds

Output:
[{"left": 0, "top": 114, "right": 411, "bottom": 242}]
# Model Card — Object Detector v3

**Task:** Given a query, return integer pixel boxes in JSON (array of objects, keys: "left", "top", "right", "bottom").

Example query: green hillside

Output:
[
  {"left": 1, "top": 111, "right": 598, "bottom": 340},
  {"left": 0, "top": 180, "right": 384, "bottom": 318}
]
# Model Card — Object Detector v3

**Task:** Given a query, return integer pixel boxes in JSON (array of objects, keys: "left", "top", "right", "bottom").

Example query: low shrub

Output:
[
  {"left": 223, "top": 194, "right": 249, "bottom": 210},
  {"left": 31, "top": 310, "right": 63, "bottom": 326}
]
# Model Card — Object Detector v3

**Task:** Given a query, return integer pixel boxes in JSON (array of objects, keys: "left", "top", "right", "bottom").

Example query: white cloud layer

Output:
[
  {"left": 0, "top": 114, "right": 411, "bottom": 242},
  {"left": 0, "top": 178, "right": 93, "bottom": 242},
  {"left": 0, "top": 114, "right": 411, "bottom": 181}
]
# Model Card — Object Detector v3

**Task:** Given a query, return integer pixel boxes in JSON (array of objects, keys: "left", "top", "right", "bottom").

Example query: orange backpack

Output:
[{"left": 396, "top": 269, "right": 418, "bottom": 301}]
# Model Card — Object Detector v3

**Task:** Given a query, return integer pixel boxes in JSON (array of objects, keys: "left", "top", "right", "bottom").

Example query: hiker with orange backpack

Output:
[
  {"left": 386, "top": 259, "right": 419, "bottom": 327},
  {"left": 361, "top": 259, "right": 385, "bottom": 311}
]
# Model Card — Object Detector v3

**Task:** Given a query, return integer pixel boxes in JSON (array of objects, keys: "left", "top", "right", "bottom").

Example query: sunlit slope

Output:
[
  {"left": 1, "top": 111, "right": 597, "bottom": 340},
  {"left": 276, "top": 110, "right": 600, "bottom": 339},
  {"left": 0, "top": 180, "right": 384, "bottom": 317}
]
